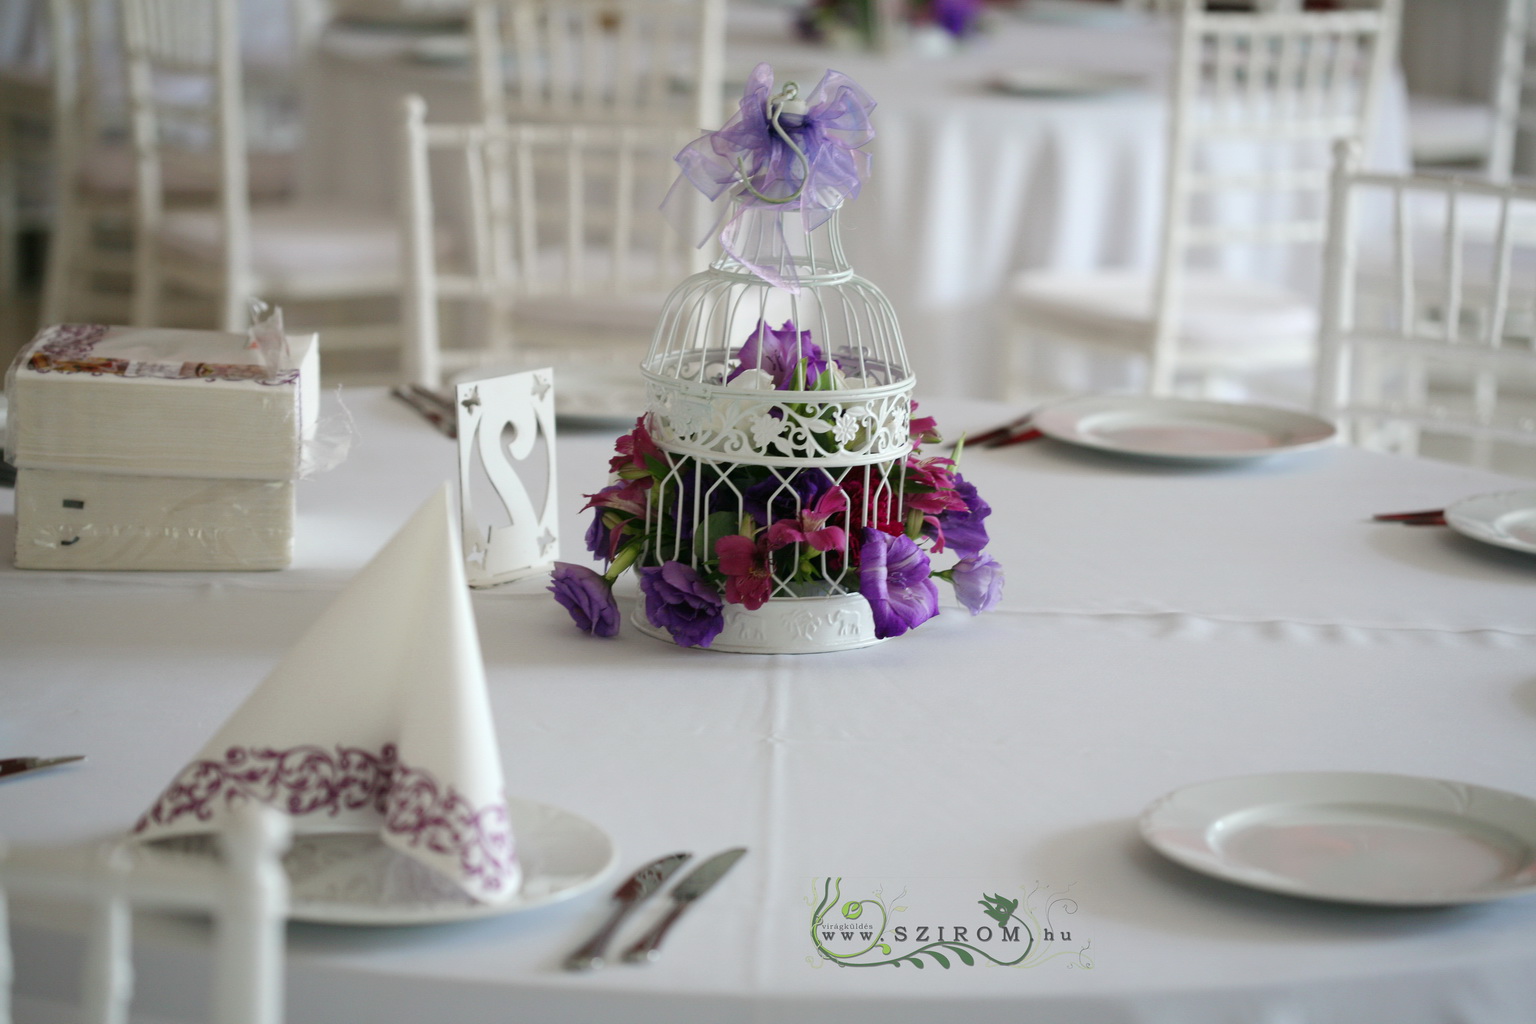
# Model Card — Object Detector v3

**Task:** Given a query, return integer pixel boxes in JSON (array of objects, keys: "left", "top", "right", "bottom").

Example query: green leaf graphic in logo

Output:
[
  {"left": 809, "top": 878, "right": 1038, "bottom": 970},
  {"left": 978, "top": 893, "right": 1018, "bottom": 927}
]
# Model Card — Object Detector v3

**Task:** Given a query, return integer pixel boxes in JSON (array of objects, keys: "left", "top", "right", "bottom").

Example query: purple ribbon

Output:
[{"left": 663, "top": 62, "right": 876, "bottom": 290}]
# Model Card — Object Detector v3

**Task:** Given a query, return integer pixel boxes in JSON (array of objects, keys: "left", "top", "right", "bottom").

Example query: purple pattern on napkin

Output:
[{"left": 135, "top": 742, "right": 516, "bottom": 894}]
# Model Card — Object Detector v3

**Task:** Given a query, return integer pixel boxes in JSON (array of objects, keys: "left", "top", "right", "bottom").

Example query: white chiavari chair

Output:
[
  {"left": 40, "top": 0, "right": 305, "bottom": 328},
  {"left": 123, "top": 0, "right": 401, "bottom": 367},
  {"left": 470, "top": 0, "right": 727, "bottom": 130},
  {"left": 0, "top": 805, "right": 291, "bottom": 1024},
  {"left": 1316, "top": 139, "right": 1536, "bottom": 475},
  {"left": 401, "top": 95, "right": 705, "bottom": 403},
  {"left": 1406, "top": 0, "right": 1533, "bottom": 181},
  {"left": 1008, "top": 0, "right": 1400, "bottom": 399}
]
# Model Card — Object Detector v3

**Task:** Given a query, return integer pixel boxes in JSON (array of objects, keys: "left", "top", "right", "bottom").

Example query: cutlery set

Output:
[
  {"left": 0, "top": 755, "right": 85, "bottom": 781},
  {"left": 964, "top": 411, "right": 1043, "bottom": 449},
  {"left": 390, "top": 385, "right": 459, "bottom": 439},
  {"left": 1372, "top": 508, "right": 1447, "bottom": 526},
  {"left": 565, "top": 847, "right": 746, "bottom": 971}
]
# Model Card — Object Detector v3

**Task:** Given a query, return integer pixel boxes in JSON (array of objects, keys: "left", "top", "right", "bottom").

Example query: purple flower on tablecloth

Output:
[
  {"left": 857, "top": 528, "right": 939, "bottom": 638},
  {"left": 949, "top": 552, "right": 1004, "bottom": 615},
  {"left": 549, "top": 563, "right": 620, "bottom": 638},
  {"left": 726, "top": 320, "right": 828, "bottom": 391},
  {"left": 933, "top": 475, "right": 991, "bottom": 558},
  {"left": 640, "top": 562, "right": 725, "bottom": 648}
]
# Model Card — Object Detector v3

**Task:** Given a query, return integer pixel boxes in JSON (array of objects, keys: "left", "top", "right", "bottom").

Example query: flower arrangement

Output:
[
  {"left": 548, "top": 63, "right": 1002, "bottom": 652},
  {"left": 549, "top": 317, "right": 1003, "bottom": 648},
  {"left": 795, "top": 0, "right": 987, "bottom": 50}
]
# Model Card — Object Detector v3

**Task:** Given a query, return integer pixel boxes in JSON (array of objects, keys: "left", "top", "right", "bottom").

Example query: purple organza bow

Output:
[{"left": 663, "top": 62, "right": 876, "bottom": 290}]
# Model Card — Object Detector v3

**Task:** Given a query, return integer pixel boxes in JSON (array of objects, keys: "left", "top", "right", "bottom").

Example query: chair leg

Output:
[{"left": 0, "top": 120, "right": 18, "bottom": 301}]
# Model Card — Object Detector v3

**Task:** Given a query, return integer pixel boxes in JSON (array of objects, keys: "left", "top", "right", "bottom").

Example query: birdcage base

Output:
[{"left": 632, "top": 593, "right": 885, "bottom": 654}]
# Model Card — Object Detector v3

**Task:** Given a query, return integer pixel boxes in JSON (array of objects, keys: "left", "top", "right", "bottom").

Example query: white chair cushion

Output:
[
  {"left": 1011, "top": 269, "right": 1318, "bottom": 362},
  {"left": 157, "top": 204, "right": 402, "bottom": 290},
  {"left": 1407, "top": 95, "right": 1496, "bottom": 164}
]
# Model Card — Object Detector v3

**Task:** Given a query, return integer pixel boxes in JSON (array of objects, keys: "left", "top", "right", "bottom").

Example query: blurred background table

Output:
[{"left": 299, "top": 3, "right": 1411, "bottom": 400}]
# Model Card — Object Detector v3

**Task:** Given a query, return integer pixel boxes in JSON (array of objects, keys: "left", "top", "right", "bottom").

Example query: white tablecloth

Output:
[
  {"left": 299, "top": 6, "right": 1409, "bottom": 402},
  {"left": 3, "top": 389, "right": 1535, "bottom": 1024}
]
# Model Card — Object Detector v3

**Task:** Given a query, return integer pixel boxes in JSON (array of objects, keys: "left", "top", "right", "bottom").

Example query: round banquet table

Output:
[
  {"left": 3, "top": 389, "right": 1535, "bottom": 1024},
  {"left": 298, "top": 5, "right": 1409, "bottom": 402}
]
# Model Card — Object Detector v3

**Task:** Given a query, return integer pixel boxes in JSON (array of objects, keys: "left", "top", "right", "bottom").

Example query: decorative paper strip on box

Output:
[
  {"left": 133, "top": 487, "right": 521, "bottom": 905},
  {"left": 5, "top": 322, "right": 319, "bottom": 478},
  {"left": 13, "top": 470, "right": 295, "bottom": 571},
  {"left": 5, "top": 322, "right": 320, "bottom": 570}
]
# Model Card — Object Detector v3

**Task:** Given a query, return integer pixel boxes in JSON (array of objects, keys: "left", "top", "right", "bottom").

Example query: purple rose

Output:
[
  {"left": 858, "top": 528, "right": 939, "bottom": 639},
  {"left": 725, "top": 320, "right": 828, "bottom": 391},
  {"left": 950, "top": 553, "right": 1004, "bottom": 614},
  {"left": 549, "top": 562, "right": 620, "bottom": 637},
  {"left": 639, "top": 561, "right": 725, "bottom": 648},
  {"left": 934, "top": 475, "right": 991, "bottom": 558}
]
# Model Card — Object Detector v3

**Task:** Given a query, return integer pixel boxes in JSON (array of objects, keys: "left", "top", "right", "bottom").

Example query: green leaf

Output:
[
  {"left": 925, "top": 951, "right": 950, "bottom": 969},
  {"left": 951, "top": 946, "right": 975, "bottom": 966},
  {"left": 693, "top": 511, "right": 740, "bottom": 562}
]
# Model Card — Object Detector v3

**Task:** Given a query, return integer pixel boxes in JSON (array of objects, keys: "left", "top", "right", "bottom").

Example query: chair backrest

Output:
[
  {"left": 0, "top": 806, "right": 290, "bottom": 1024},
  {"left": 121, "top": 0, "right": 251, "bottom": 330},
  {"left": 401, "top": 94, "right": 704, "bottom": 386},
  {"left": 470, "top": 0, "right": 726, "bottom": 130},
  {"left": 38, "top": 0, "right": 113, "bottom": 324},
  {"left": 1146, "top": 0, "right": 1399, "bottom": 393},
  {"left": 1487, "top": 0, "right": 1533, "bottom": 182},
  {"left": 1316, "top": 139, "right": 1536, "bottom": 471}
]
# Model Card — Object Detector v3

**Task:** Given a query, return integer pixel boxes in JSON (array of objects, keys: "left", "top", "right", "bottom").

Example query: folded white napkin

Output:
[
  {"left": 5, "top": 323, "right": 318, "bottom": 480},
  {"left": 133, "top": 487, "right": 521, "bottom": 904}
]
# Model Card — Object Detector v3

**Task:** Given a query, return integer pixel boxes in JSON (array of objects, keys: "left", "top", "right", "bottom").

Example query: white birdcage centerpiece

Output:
[{"left": 548, "top": 63, "right": 1004, "bottom": 652}]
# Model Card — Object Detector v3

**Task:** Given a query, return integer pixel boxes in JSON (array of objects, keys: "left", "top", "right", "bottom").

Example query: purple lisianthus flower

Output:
[
  {"left": 548, "top": 562, "right": 620, "bottom": 637},
  {"left": 934, "top": 475, "right": 991, "bottom": 558},
  {"left": 950, "top": 552, "right": 1004, "bottom": 615},
  {"left": 584, "top": 504, "right": 616, "bottom": 560},
  {"left": 639, "top": 561, "right": 725, "bottom": 648},
  {"left": 857, "top": 528, "right": 939, "bottom": 639},
  {"left": 743, "top": 467, "right": 836, "bottom": 526},
  {"left": 726, "top": 320, "right": 828, "bottom": 391}
]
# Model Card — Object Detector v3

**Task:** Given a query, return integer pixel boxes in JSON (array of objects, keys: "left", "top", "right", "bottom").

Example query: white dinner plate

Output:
[
  {"left": 1140, "top": 772, "right": 1536, "bottom": 906},
  {"left": 1445, "top": 489, "right": 1536, "bottom": 556},
  {"left": 1031, "top": 395, "right": 1336, "bottom": 461},
  {"left": 553, "top": 364, "right": 647, "bottom": 430},
  {"left": 145, "top": 797, "right": 617, "bottom": 926},
  {"left": 986, "top": 69, "right": 1147, "bottom": 98}
]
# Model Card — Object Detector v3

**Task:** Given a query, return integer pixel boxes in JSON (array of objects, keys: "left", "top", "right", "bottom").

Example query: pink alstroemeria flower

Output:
[
  {"left": 766, "top": 487, "right": 848, "bottom": 552},
  {"left": 903, "top": 456, "right": 969, "bottom": 516},
  {"left": 716, "top": 533, "right": 773, "bottom": 610}
]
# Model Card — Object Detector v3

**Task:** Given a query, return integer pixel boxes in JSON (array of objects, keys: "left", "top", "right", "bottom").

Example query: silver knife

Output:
[
  {"left": 0, "top": 756, "right": 85, "bottom": 781},
  {"left": 621, "top": 847, "right": 747, "bottom": 964},
  {"left": 564, "top": 851, "right": 691, "bottom": 971}
]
